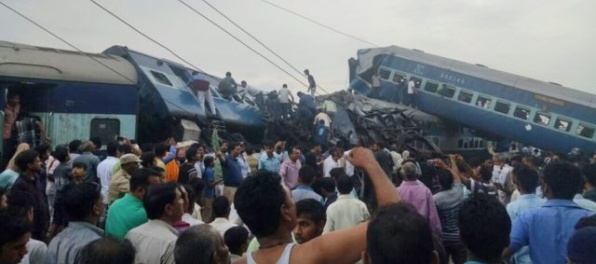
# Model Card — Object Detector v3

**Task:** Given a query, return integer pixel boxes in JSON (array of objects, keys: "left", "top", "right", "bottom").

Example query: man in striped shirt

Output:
[{"left": 432, "top": 155, "right": 466, "bottom": 264}]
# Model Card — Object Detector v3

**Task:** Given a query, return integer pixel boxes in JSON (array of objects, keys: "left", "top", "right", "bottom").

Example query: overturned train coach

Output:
[
  {"left": 0, "top": 41, "right": 265, "bottom": 157},
  {"left": 349, "top": 46, "right": 596, "bottom": 154}
]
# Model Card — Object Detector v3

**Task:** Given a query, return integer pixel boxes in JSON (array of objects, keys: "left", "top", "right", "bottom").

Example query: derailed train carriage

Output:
[
  {"left": 349, "top": 46, "right": 596, "bottom": 154},
  {"left": 0, "top": 40, "right": 265, "bottom": 161}
]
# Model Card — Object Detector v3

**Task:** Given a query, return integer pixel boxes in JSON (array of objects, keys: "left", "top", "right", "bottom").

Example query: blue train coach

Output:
[{"left": 349, "top": 46, "right": 596, "bottom": 154}]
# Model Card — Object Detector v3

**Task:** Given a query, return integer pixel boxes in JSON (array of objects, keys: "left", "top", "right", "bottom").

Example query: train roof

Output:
[
  {"left": 357, "top": 46, "right": 596, "bottom": 108},
  {"left": 0, "top": 41, "right": 138, "bottom": 85}
]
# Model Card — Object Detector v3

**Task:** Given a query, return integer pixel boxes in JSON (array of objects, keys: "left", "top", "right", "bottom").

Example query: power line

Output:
[
  {"left": 0, "top": 0, "right": 197, "bottom": 115},
  {"left": 89, "top": 0, "right": 210, "bottom": 76},
  {"left": 257, "top": 0, "right": 380, "bottom": 48},
  {"left": 0, "top": 1, "right": 135, "bottom": 84},
  {"left": 202, "top": 0, "right": 328, "bottom": 94},
  {"left": 176, "top": 0, "right": 315, "bottom": 93}
]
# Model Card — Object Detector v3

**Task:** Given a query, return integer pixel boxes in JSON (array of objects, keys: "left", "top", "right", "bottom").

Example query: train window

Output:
[
  {"left": 409, "top": 76, "right": 422, "bottom": 88},
  {"left": 457, "top": 90, "right": 473, "bottom": 103},
  {"left": 533, "top": 112, "right": 551, "bottom": 126},
  {"left": 479, "top": 140, "right": 485, "bottom": 148},
  {"left": 513, "top": 107, "right": 531, "bottom": 120},
  {"left": 393, "top": 73, "right": 406, "bottom": 83},
  {"left": 494, "top": 101, "right": 511, "bottom": 114},
  {"left": 424, "top": 82, "right": 438, "bottom": 93},
  {"left": 379, "top": 68, "right": 391, "bottom": 80},
  {"left": 90, "top": 118, "right": 121, "bottom": 147},
  {"left": 438, "top": 84, "right": 456, "bottom": 98},
  {"left": 576, "top": 123, "right": 595, "bottom": 138},
  {"left": 150, "top": 70, "right": 173, "bottom": 86},
  {"left": 476, "top": 96, "right": 492, "bottom": 109},
  {"left": 554, "top": 117, "right": 572, "bottom": 132}
]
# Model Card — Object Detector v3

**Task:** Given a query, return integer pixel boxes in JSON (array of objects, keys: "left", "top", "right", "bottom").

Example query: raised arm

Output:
[
  {"left": 296, "top": 147, "right": 400, "bottom": 264},
  {"left": 161, "top": 138, "right": 177, "bottom": 163},
  {"left": 436, "top": 155, "right": 465, "bottom": 183}
]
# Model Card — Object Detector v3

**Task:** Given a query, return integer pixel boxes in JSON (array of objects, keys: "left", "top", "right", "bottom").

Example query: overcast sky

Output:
[{"left": 1, "top": 0, "right": 595, "bottom": 95}]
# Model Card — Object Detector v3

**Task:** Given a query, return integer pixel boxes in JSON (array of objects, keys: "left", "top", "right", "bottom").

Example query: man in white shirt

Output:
[
  {"left": 190, "top": 71, "right": 216, "bottom": 115},
  {"left": 208, "top": 196, "right": 238, "bottom": 238},
  {"left": 407, "top": 78, "right": 417, "bottom": 108},
  {"left": 323, "top": 176, "right": 370, "bottom": 233},
  {"left": 323, "top": 148, "right": 342, "bottom": 178},
  {"left": 97, "top": 141, "right": 119, "bottom": 212},
  {"left": 313, "top": 111, "right": 332, "bottom": 129},
  {"left": 125, "top": 183, "right": 185, "bottom": 264},
  {"left": 492, "top": 154, "right": 514, "bottom": 205},
  {"left": 341, "top": 149, "right": 355, "bottom": 177},
  {"left": 237, "top": 145, "right": 250, "bottom": 179},
  {"left": 371, "top": 72, "right": 381, "bottom": 98},
  {"left": 278, "top": 84, "right": 294, "bottom": 120}
]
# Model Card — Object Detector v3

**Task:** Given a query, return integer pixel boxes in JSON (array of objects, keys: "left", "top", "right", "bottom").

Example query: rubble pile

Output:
[{"left": 262, "top": 90, "right": 442, "bottom": 155}]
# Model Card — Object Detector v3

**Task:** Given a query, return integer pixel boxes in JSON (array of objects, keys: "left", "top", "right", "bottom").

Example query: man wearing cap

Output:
[
  {"left": 105, "top": 168, "right": 162, "bottom": 240},
  {"left": 107, "top": 154, "right": 141, "bottom": 204}
]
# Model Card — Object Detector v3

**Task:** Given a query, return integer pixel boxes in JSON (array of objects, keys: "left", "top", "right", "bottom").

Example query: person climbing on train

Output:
[
  {"left": 190, "top": 71, "right": 217, "bottom": 115},
  {"left": 218, "top": 72, "right": 238, "bottom": 100},
  {"left": 304, "top": 69, "right": 317, "bottom": 98},
  {"left": 278, "top": 84, "right": 295, "bottom": 120}
]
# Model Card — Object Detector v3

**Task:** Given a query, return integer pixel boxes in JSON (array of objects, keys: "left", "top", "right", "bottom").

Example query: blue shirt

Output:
[
  {"left": 46, "top": 222, "right": 103, "bottom": 264},
  {"left": 506, "top": 194, "right": 545, "bottom": 264},
  {"left": 221, "top": 155, "right": 242, "bottom": 187},
  {"left": 0, "top": 168, "right": 19, "bottom": 190},
  {"left": 258, "top": 154, "right": 281, "bottom": 173},
  {"left": 314, "top": 124, "right": 329, "bottom": 145},
  {"left": 203, "top": 167, "right": 216, "bottom": 198},
  {"left": 509, "top": 199, "right": 594, "bottom": 264},
  {"left": 299, "top": 95, "right": 315, "bottom": 109},
  {"left": 291, "top": 186, "right": 324, "bottom": 204}
]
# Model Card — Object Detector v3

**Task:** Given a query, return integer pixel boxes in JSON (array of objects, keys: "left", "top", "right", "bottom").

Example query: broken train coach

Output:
[
  {"left": 0, "top": 41, "right": 138, "bottom": 158},
  {"left": 102, "top": 45, "right": 265, "bottom": 144},
  {"left": 349, "top": 46, "right": 596, "bottom": 154},
  {"left": 0, "top": 41, "right": 265, "bottom": 159}
]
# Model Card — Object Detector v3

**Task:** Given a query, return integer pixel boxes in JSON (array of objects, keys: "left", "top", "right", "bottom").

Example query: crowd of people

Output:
[
  {"left": 1, "top": 119, "right": 596, "bottom": 264},
  {"left": 189, "top": 69, "right": 318, "bottom": 122},
  {"left": 2, "top": 38, "right": 594, "bottom": 264}
]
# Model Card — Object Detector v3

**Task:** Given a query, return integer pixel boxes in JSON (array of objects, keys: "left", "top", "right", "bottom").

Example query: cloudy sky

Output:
[{"left": 1, "top": 0, "right": 595, "bottom": 95}]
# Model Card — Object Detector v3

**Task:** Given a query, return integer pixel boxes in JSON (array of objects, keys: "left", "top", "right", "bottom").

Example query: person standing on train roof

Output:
[
  {"left": 278, "top": 84, "right": 294, "bottom": 120},
  {"left": 304, "top": 69, "right": 316, "bottom": 98},
  {"left": 371, "top": 72, "right": 381, "bottom": 98},
  {"left": 190, "top": 71, "right": 217, "bottom": 116},
  {"left": 407, "top": 78, "right": 417, "bottom": 108},
  {"left": 395, "top": 77, "right": 407, "bottom": 104},
  {"left": 237, "top": 80, "right": 248, "bottom": 101},
  {"left": 218, "top": 72, "right": 238, "bottom": 100}
]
